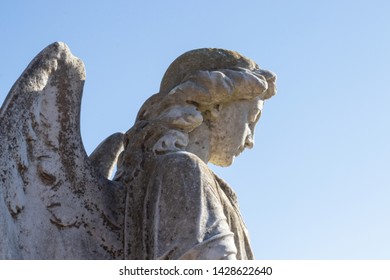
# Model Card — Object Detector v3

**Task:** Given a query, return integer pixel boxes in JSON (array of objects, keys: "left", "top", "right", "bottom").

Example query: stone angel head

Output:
[{"left": 124, "top": 48, "right": 276, "bottom": 167}]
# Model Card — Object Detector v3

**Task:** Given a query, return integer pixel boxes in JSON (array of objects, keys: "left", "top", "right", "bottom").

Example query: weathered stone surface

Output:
[
  {"left": 115, "top": 48, "right": 277, "bottom": 259},
  {"left": 90, "top": 132, "right": 124, "bottom": 179},
  {"left": 0, "top": 43, "right": 276, "bottom": 260},
  {"left": 0, "top": 42, "right": 124, "bottom": 259}
]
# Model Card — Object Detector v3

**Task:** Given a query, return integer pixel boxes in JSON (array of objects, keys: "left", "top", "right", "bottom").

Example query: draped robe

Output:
[{"left": 126, "top": 151, "right": 254, "bottom": 260}]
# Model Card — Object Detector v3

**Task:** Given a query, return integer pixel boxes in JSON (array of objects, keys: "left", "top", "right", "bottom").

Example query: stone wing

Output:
[{"left": 0, "top": 42, "right": 124, "bottom": 259}]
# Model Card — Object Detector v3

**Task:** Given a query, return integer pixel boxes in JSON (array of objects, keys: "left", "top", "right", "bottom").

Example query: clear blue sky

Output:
[{"left": 1, "top": 0, "right": 390, "bottom": 259}]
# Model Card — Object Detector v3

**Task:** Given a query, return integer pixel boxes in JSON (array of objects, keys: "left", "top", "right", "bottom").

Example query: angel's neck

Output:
[{"left": 185, "top": 122, "right": 211, "bottom": 163}]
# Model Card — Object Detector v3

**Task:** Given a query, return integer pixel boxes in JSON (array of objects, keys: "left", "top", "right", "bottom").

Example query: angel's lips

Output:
[{"left": 234, "top": 145, "right": 245, "bottom": 157}]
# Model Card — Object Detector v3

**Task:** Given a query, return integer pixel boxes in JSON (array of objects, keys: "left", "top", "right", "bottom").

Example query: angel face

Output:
[{"left": 209, "top": 97, "right": 264, "bottom": 167}]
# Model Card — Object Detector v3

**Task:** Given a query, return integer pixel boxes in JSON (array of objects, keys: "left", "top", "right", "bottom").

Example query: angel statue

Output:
[{"left": 0, "top": 42, "right": 276, "bottom": 260}]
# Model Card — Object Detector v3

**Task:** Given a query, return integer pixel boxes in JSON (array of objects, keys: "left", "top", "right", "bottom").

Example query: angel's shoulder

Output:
[
  {"left": 154, "top": 151, "right": 214, "bottom": 183},
  {"left": 157, "top": 151, "right": 208, "bottom": 170}
]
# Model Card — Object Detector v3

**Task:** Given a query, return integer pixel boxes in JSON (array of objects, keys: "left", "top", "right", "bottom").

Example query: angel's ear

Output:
[
  {"left": 213, "top": 103, "right": 222, "bottom": 114},
  {"left": 202, "top": 103, "right": 222, "bottom": 121}
]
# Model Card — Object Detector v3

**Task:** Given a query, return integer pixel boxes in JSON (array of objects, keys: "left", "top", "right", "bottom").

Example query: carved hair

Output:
[
  {"left": 134, "top": 68, "right": 275, "bottom": 154},
  {"left": 116, "top": 49, "right": 276, "bottom": 178},
  {"left": 131, "top": 50, "right": 275, "bottom": 156}
]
